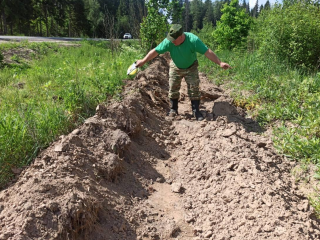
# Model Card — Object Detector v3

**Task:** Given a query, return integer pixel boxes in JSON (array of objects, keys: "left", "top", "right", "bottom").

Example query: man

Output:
[{"left": 136, "top": 24, "right": 231, "bottom": 121}]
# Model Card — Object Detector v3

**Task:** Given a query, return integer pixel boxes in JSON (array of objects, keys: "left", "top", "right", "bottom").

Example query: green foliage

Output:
[
  {"left": 213, "top": 0, "right": 252, "bottom": 50},
  {"left": 190, "top": 0, "right": 204, "bottom": 30},
  {"left": 140, "top": 0, "right": 169, "bottom": 50},
  {"left": 251, "top": 2, "right": 320, "bottom": 71},
  {"left": 0, "top": 51, "right": 3, "bottom": 65},
  {"left": 86, "top": 0, "right": 104, "bottom": 37},
  {"left": 169, "top": 0, "right": 184, "bottom": 24},
  {"left": 0, "top": 40, "right": 143, "bottom": 188},
  {"left": 191, "top": 23, "right": 215, "bottom": 49}
]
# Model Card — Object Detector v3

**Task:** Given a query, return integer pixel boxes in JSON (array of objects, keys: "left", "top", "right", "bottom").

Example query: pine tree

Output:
[
  {"left": 259, "top": 4, "right": 264, "bottom": 13},
  {"left": 212, "top": 0, "right": 225, "bottom": 26},
  {"left": 182, "top": 0, "right": 192, "bottom": 31},
  {"left": 251, "top": 0, "right": 259, "bottom": 17},
  {"left": 264, "top": 0, "right": 271, "bottom": 10},
  {"left": 190, "top": 0, "right": 203, "bottom": 30},
  {"left": 203, "top": 0, "right": 214, "bottom": 25}
]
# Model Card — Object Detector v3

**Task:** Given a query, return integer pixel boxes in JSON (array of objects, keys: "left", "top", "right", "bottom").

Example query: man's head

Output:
[{"left": 167, "top": 24, "right": 183, "bottom": 42}]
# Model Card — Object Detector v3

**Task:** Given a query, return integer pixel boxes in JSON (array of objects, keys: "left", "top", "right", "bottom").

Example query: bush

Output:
[
  {"left": 213, "top": 0, "right": 252, "bottom": 50},
  {"left": 250, "top": 2, "right": 320, "bottom": 71}
]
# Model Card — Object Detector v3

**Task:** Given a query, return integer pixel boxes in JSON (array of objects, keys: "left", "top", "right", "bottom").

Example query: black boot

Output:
[
  {"left": 191, "top": 100, "right": 204, "bottom": 121},
  {"left": 168, "top": 98, "right": 178, "bottom": 116}
]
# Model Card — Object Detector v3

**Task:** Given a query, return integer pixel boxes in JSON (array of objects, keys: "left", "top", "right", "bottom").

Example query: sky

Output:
[
  {"left": 248, "top": 0, "right": 282, "bottom": 8},
  {"left": 189, "top": 0, "right": 284, "bottom": 9}
]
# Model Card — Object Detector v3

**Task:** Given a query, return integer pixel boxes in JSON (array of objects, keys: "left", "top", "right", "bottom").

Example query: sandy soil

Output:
[{"left": 0, "top": 54, "right": 319, "bottom": 240}]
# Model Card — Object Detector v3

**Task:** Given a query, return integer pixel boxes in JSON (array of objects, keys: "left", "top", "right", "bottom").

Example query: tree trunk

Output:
[
  {"left": 44, "top": 6, "right": 49, "bottom": 37},
  {"left": 51, "top": 17, "right": 54, "bottom": 36},
  {"left": 40, "top": 19, "right": 43, "bottom": 36},
  {"left": 69, "top": 12, "right": 71, "bottom": 37},
  {"left": 0, "top": 14, "right": 2, "bottom": 34},
  {"left": 2, "top": 10, "right": 7, "bottom": 35}
]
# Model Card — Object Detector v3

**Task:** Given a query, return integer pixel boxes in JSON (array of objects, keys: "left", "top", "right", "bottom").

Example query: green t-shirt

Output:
[{"left": 155, "top": 32, "right": 208, "bottom": 69}]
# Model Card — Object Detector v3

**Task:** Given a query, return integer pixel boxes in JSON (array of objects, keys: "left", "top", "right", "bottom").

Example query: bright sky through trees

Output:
[{"left": 249, "top": 0, "right": 282, "bottom": 9}]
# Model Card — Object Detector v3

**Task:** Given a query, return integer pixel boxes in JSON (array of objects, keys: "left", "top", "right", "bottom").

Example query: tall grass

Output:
[
  {"left": 198, "top": 50, "right": 320, "bottom": 167},
  {"left": 0, "top": 40, "right": 143, "bottom": 187},
  {"left": 198, "top": 49, "right": 320, "bottom": 214}
]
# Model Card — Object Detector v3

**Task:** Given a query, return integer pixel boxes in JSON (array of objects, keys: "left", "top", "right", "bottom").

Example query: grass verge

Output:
[
  {"left": 197, "top": 49, "right": 320, "bottom": 215},
  {"left": 0, "top": 40, "right": 144, "bottom": 188}
]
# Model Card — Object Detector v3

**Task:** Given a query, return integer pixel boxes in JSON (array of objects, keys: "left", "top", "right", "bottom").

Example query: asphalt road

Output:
[{"left": 0, "top": 36, "right": 130, "bottom": 43}]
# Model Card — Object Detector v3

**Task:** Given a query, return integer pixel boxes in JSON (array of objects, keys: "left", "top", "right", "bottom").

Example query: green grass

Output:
[
  {"left": 0, "top": 40, "right": 144, "bottom": 187},
  {"left": 197, "top": 49, "right": 320, "bottom": 214}
]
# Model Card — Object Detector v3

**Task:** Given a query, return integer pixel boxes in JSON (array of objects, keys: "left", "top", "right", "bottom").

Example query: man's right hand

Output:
[
  {"left": 135, "top": 60, "right": 145, "bottom": 68},
  {"left": 135, "top": 49, "right": 159, "bottom": 68}
]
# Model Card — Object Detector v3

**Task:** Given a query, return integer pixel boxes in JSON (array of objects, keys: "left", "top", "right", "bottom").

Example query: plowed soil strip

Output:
[{"left": 0, "top": 55, "right": 319, "bottom": 240}]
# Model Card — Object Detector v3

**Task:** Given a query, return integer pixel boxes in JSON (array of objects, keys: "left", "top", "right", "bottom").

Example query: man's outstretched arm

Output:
[
  {"left": 136, "top": 49, "right": 159, "bottom": 67},
  {"left": 204, "top": 49, "right": 231, "bottom": 70}
]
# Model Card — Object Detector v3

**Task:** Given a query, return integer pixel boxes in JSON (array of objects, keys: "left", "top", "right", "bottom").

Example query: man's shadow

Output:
[{"left": 209, "top": 101, "right": 265, "bottom": 133}]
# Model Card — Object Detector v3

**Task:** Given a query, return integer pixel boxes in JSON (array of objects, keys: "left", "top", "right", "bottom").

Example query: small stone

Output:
[
  {"left": 71, "top": 129, "right": 81, "bottom": 135},
  {"left": 162, "top": 130, "right": 169, "bottom": 136},
  {"left": 221, "top": 128, "right": 237, "bottom": 137},
  {"left": 261, "top": 198, "right": 272, "bottom": 207},
  {"left": 166, "top": 178, "right": 173, "bottom": 184},
  {"left": 24, "top": 202, "right": 32, "bottom": 210},
  {"left": 298, "top": 200, "right": 309, "bottom": 212},
  {"left": 263, "top": 224, "right": 274, "bottom": 232},
  {"left": 173, "top": 139, "right": 181, "bottom": 145},
  {"left": 48, "top": 201, "right": 59, "bottom": 213},
  {"left": 171, "top": 183, "right": 182, "bottom": 193},
  {"left": 204, "top": 230, "right": 213, "bottom": 238},
  {"left": 69, "top": 135, "right": 84, "bottom": 147},
  {"left": 226, "top": 163, "right": 238, "bottom": 171},
  {"left": 156, "top": 177, "right": 164, "bottom": 183},
  {"left": 257, "top": 142, "right": 267, "bottom": 148},
  {"left": 54, "top": 143, "right": 69, "bottom": 152},
  {"left": 245, "top": 215, "right": 256, "bottom": 220},
  {"left": 185, "top": 215, "right": 195, "bottom": 223}
]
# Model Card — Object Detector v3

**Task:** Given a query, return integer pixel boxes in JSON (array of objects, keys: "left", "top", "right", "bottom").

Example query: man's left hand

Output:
[{"left": 220, "top": 62, "right": 232, "bottom": 69}]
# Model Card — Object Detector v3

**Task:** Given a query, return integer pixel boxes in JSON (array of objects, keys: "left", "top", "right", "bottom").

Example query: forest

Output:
[{"left": 0, "top": 0, "right": 269, "bottom": 38}]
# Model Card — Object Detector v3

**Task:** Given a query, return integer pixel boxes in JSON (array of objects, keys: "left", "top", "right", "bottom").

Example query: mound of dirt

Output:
[{"left": 0, "top": 54, "right": 319, "bottom": 240}]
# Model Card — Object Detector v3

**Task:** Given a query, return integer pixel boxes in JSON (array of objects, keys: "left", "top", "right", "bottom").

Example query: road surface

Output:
[{"left": 0, "top": 36, "right": 132, "bottom": 43}]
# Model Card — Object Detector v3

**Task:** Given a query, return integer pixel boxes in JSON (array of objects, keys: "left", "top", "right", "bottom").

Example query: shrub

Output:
[
  {"left": 213, "top": 0, "right": 252, "bottom": 50},
  {"left": 251, "top": 2, "right": 320, "bottom": 71}
]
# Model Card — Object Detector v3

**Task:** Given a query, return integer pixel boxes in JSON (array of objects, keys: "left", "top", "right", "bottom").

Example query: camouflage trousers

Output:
[{"left": 169, "top": 60, "right": 201, "bottom": 101}]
